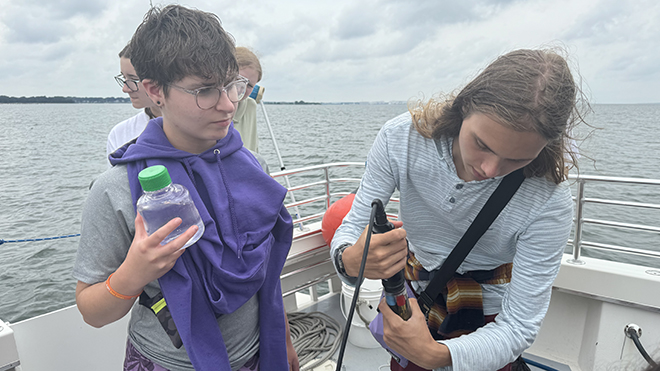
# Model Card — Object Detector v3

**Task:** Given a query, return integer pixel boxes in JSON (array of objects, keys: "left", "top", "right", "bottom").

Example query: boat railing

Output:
[
  {"left": 271, "top": 162, "right": 400, "bottom": 228},
  {"left": 271, "top": 162, "right": 400, "bottom": 311},
  {"left": 567, "top": 174, "right": 660, "bottom": 265},
  {"left": 272, "top": 165, "right": 660, "bottom": 309}
]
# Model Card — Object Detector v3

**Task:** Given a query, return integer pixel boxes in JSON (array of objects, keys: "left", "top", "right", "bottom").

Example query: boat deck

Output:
[
  {"left": 300, "top": 292, "right": 391, "bottom": 370},
  {"left": 298, "top": 293, "right": 570, "bottom": 371},
  {"left": 3, "top": 166, "right": 658, "bottom": 371}
]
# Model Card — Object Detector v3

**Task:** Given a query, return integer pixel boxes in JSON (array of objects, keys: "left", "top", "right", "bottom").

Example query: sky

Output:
[{"left": 1, "top": 0, "right": 659, "bottom": 104}]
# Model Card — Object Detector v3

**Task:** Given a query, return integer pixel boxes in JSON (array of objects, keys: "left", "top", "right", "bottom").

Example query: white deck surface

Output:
[{"left": 300, "top": 293, "right": 392, "bottom": 371}]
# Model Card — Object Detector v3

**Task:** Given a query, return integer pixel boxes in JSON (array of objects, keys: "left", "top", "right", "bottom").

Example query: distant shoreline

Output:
[
  {"left": 2, "top": 96, "right": 658, "bottom": 105},
  {"left": 3, "top": 95, "right": 660, "bottom": 106},
  {"left": 0, "top": 96, "right": 130, "bottom": 104},
  {"left": 0, "top": 95, "right": 406, "bottom": 105}
]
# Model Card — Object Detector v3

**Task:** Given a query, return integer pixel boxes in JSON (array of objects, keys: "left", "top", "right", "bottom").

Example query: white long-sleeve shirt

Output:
[
  {"left": 106, "top": 110, "right": 150, "bottom": 167},
  {"left": 331, "top": 112, "right": 573, "bottom": 371}
]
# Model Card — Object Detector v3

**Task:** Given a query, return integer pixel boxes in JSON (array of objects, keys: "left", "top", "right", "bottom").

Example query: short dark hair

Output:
[
  {"left": 128, "top": 5, "right": 238, "bottom": 95},
  {"left": 118, "top": 43, "right": 130, "bottom": 59}
]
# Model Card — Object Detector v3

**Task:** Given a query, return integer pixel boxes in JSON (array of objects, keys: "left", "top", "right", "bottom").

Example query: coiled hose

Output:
[{"left": 288, "top": 311, "right": 343, "bottom": 370}]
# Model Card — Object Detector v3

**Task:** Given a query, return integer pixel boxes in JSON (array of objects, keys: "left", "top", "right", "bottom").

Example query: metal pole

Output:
[
  {"left": 324, "top": 167, "right": 331, "bottom": 210},
  {"left": 258, "top": 101, "right": 305, "bottom": 230},
  {"left": 567, "top": 179, "right": 586, "bottom": 265}
]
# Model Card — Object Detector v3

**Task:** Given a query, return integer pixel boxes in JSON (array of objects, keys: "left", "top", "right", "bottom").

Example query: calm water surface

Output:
[{"left": 0, "top": 103, "right": 658, "bottom": 323}]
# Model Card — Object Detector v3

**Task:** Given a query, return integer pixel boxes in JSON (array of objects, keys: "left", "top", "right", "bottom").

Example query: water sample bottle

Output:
[{"left": 137, "top": 165, "right": 205, "bottom": 249}]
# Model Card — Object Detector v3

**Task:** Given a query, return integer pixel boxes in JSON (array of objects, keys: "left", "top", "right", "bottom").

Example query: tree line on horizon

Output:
[
  {"left": 0, "top": 95, "right": 323, "bottom": 105},
  {"left": 0, "top": 95, "right": 130, "bottom": 104},
  {"left": 0, "top": 95, "right": 400, "bottom": 105}
]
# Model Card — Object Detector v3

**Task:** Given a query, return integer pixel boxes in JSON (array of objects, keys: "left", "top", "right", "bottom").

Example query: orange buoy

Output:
[{"left": 321, "top": 193, "right": 356, "bottom": 246}]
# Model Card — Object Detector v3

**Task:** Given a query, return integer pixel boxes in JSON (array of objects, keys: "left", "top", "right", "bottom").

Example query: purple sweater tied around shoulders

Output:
[{"left": 110, "top": 118, "right": 293, "bottom": 370}]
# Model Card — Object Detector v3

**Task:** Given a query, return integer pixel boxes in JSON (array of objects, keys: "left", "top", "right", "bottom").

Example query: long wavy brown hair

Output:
[{"left": 411, "top": 48, "right": 589, "bottom": 184}]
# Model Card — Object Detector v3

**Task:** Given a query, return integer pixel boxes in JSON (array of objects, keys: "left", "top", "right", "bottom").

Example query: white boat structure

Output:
[{"left": 1, "top": 162, "right": 659, "bottom": 371}]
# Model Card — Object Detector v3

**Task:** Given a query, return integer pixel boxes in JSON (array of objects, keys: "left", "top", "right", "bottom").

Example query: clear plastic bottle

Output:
[{"left": 137, "top": 165, "right": 205, "bottom": 249}]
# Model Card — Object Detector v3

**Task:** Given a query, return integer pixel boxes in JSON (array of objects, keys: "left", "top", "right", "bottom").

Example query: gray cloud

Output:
[
  {"left": 1, "top": 0, "right": 110, "bottom": 44},
  {"left": 381, "top": 0, "right": 517, "bottom": 28},
  {"left": 559, "top": 0, "right": 660, "bottom": 100},
  {"left": 563, "top": 1, "right": 630, "bottom": 42},
  {"left": 332, "top": 4, "right": 379, "bottom": 40},
  {"left": 4, "top": 16, "right": 73, "bottom": 44},
  {"left": 21, "top": 0, "right": 109, "bottom": 19},
  {"left": 299, "top": 28, "right": 421, "bottom": 63},
  {"left": 251, "top": 21, "right": 316, "bottom": 56},
  {"left": 300, "top": 0, "right": 522, "bottom": 63},
  {"left": 1, "top": 0, "right": 660, "bottom": 103}
]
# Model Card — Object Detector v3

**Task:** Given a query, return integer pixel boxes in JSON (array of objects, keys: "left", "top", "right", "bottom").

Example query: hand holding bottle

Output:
[{"left": 115, "top": 213, "right": 198, "bottom": 294}]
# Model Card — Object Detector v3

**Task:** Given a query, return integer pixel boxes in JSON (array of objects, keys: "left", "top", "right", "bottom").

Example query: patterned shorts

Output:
[{"left": 123, "top": 339, "right": 259, "bottom": 371}]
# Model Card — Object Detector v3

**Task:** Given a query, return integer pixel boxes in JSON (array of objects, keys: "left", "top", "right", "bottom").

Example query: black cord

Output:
[
  {"left": 627, "top": 327, "right": 658, "bottom": 368},
  {"left": 335, "top": 202, "right": 378, "bottom": 371},
  {"left": 628, "top": 326, "right": 658, "bottom": 367}
]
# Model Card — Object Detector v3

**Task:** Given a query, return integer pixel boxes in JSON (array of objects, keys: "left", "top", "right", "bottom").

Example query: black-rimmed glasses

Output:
[
  {"left": 169, "top": 76, "right": 249, "bottom": 110},
  {"left": 114, "top": 74, "right": 140, "bottom": 92}
]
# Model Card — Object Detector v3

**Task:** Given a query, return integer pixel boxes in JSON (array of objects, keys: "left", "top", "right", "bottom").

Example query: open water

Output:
[{"left": 0, "top": 103, "right": 659, "bottom": 323}]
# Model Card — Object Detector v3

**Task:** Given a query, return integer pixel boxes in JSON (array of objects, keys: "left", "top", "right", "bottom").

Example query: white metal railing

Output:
[
  {"left": 271, "top": 162, "right": 401, "bottom": 226},
  {"left": 271, "top": 162, "right": 364, "bottom": 227},
  {"left": 273, "top": 165, "right": 660, "bottom": 267},
  {"left": 566, "top": 174, "right": 660, "bottom": 264},
  {"left": 273, "top": 162, "right": 396, "bottom": 309}
]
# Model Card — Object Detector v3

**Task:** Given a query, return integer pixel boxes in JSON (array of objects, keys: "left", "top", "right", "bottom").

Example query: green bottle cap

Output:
[{"left": 138, "top": 165, "right": 172, "bottom": 192}]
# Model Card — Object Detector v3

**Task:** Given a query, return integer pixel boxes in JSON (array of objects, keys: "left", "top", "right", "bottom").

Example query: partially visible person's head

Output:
[
  {"left": 128, "top": 5, "right": 238, "bottom": 96},
  {"left": 235, "top": 47, "right": 262, "bottom": 100},
  {"left": 118, "top": 44, "right": 130, "bottom": 59},
  {"left": 411, "top": 47, "right": 588, "bottom": 184},
  {"left": 116, "top": 44, "right": 156, "bottom": 111}
]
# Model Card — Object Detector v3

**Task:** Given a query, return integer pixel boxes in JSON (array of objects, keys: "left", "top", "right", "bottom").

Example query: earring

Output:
[{"left": 156, "top": 101, "right": 161, "bottom": 105}]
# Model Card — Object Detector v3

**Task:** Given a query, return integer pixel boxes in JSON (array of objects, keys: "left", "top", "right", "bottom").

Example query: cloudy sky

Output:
[{"left": 1, "top": 0, "right": 659, "bottom": 103}]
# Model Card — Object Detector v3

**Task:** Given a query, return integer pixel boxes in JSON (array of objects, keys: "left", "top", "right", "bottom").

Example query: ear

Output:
[{"left": 141, "top": 79, "right": 165, "bottom": 106}]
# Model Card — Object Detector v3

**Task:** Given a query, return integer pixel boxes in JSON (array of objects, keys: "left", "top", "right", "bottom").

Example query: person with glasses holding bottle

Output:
[
  {"left": 106, "top": 44, "right": 162, "bottom": 167},
  {"left": 73, "top": 5, "right": 299, "bottom": 371}
]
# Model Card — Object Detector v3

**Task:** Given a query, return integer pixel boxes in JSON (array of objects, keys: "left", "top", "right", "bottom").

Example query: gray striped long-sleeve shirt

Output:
[{"left": 331, "top": 112, "right": 573, "bottom": 371}]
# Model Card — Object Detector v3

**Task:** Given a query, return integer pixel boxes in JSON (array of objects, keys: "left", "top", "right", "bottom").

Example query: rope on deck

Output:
[
  {"left": 288, "top": 311, "right": 343, "bottom": 371},
  {"left": 0, "top": 234, "right": 81, "bottom": 245}
]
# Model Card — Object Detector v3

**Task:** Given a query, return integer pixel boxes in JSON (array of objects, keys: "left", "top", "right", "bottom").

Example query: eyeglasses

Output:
[
  {"left": 169, "top": 76, "right": 249, "bottom": 110},
  {"left": 114, "top": 74, "right": 140, "bottom": 92}
]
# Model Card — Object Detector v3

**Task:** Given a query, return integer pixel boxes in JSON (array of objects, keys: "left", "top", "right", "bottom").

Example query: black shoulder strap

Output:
[{"left": 417, "top": 168, "right": 525, "bottom": 315}]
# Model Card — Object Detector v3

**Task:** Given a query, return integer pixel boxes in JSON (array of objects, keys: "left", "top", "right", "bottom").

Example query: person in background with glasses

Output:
[
  {"left": 106, "top": 44, "right": 162, "bottom": 167},
  {"left": 232, "top": 47, "right": 263, "bottom": 153},
  {"left": 73, "top": 5, "right": 299, "bottom": 371}
]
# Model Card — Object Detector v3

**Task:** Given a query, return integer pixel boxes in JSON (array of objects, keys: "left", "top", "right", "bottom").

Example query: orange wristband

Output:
[{"left": 105, "top": 273, "right": 142, "bottom": 300}]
